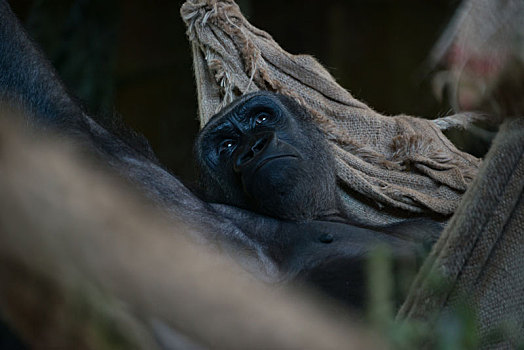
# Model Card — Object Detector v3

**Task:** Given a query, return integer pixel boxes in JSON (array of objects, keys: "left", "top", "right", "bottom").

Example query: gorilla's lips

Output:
[{"left": 254, "top": 154, "right": 299, "bottom": 174}]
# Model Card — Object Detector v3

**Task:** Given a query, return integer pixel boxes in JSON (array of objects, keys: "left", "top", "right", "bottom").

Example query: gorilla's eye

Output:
[
  {"left": 255, "top": 113, "right": 270, "bottom": 125},
  {"left": 218, "top": 139, "right": 236, "bottom": 155}
]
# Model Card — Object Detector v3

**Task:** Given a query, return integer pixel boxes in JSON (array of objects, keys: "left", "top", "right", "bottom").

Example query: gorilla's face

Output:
[{"left": 195, "top": 92, "right": 340, "bottom": 221}]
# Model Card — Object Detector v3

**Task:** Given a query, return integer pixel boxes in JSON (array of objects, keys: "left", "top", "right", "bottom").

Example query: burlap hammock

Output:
[
  {"left": 180, "top": 0, "right": 523, "bottom": 347},
  {"left": 180, "top": 0, "right": 481, "bottom": 228}
]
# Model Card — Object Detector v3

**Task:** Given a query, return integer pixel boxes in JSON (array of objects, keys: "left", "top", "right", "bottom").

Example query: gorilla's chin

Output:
[{"left": 243, "top": 158, "right": 322, "bottom": 221}]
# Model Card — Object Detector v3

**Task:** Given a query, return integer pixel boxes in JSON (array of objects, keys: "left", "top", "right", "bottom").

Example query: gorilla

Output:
[{"left": 0, "top": 0, "right": 441, "bottom": 311}]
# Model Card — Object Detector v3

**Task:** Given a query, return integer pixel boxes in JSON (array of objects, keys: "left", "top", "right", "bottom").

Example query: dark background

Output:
[{"left": 9, "top": 0, "right": 460, "bottom": 182}]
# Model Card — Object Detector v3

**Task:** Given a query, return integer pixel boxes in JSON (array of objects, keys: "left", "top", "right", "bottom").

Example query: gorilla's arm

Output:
[
  {"left": 0, "top": 0, "right": 283, "bottom": 278},
  {"left": 212, "top": 203, "right": 427, "bottom": 307}
]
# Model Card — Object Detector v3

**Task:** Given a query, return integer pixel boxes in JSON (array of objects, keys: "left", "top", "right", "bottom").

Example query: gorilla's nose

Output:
[{"left": 234, "top": 132, "right": 275, "bottom": 171}]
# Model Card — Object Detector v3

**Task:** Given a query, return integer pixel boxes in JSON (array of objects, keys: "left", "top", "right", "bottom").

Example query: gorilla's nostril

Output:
[
  {"left": 241, "top": 150, "right": 255, "bottom": 162},
  {"left": 252, "top": 135, "right": 269, "bottom": 153}
]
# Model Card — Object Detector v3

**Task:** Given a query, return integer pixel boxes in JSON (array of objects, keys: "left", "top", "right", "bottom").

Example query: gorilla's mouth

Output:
[{"left": 254, "top": 155, "right": 299, "bottom": 173}]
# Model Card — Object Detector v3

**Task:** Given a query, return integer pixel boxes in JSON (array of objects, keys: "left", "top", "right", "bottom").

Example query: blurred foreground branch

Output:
[{"left": 0, "top": 116, "right": 380, "bottom": 349}]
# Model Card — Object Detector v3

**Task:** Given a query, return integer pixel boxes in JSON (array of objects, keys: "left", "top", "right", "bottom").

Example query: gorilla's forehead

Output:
[{"left": 202, "top": 91, "right": 285, "bottom": 133}]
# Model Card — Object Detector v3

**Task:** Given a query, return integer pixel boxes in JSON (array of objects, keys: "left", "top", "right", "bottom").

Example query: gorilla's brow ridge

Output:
[
  {"left": 205, "top": 93, "right": 284, "bottom": 131},
  {"left": 206, "top": 100, "right": 284, "bottom": 138}
]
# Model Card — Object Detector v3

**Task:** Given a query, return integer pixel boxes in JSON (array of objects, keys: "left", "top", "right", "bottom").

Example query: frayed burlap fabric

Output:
[
  {"left": 180, "top": 0, "right": 480, "bottom": 226},
  {"left": 398, "top": 118, "right": 524, "bottom": 348}
]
